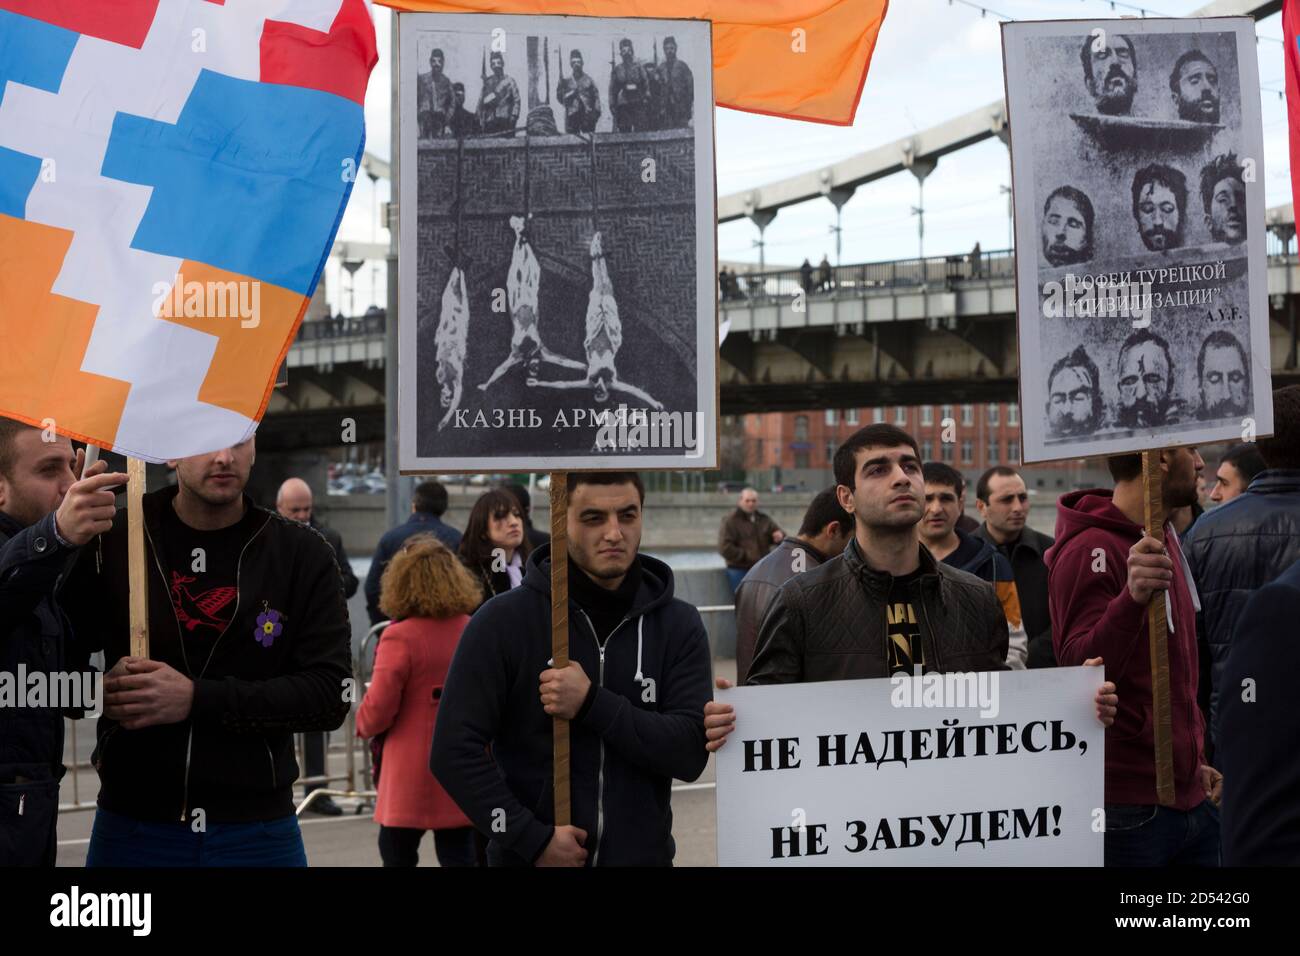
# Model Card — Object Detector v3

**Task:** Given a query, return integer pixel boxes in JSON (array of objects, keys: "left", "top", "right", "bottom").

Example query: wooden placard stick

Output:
[
  {"left": 549, "top": 471, "right": 570, "bottom": 826},
  {"left": 126, "top": 457, "right": 150, "bottom": 659},
  {"left": 1141, "top": 449, "right": 1175, "bottom": 807}
]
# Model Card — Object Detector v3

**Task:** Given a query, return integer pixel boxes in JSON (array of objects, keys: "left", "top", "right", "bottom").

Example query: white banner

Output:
[{"left": 715, "top": 667, "right": 1105, "bottom": 866}]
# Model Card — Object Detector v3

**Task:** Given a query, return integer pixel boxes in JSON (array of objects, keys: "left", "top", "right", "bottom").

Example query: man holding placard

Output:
[
  {"left": 1047, "top": 449, "right": 1220, "bottom": 867},
  {"left": 705, "top": 426, "right": 1117, "bottom": 743}
]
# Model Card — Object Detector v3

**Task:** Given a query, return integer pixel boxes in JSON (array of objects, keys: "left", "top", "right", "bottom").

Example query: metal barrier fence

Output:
[{"left": 59, "top": 606, "right": 739, "bottom": 816}]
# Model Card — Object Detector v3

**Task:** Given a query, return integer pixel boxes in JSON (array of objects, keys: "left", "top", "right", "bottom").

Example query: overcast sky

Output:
[{"left": 325, "top": 0, "right": 1290, "bottom": 311}]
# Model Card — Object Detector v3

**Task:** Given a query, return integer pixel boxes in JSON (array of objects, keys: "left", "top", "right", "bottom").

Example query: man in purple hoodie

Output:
[{"left": 1047, "top": 447, "right": 1221, "bottom": 867}]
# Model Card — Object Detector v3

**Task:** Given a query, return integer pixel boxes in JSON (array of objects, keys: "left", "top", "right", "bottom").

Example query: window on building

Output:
[
  {"left": 1008, "top": 403, "right": 1019, "bottom": 426},
  {"left": 873, "top": 407, "right": 884, "bottom": 424},
  {"left": 941, "top": 442, "right": 954, "bottom": 463},
  {"left": 795, "top": 451, "right": 810, "bottom": 469},
  {"left": 894, "top": 406, "right": 906, "bottom": 425},
  {"left": 794, "top": 415, "right": 809, "bottom": 442},
  {"left": 988, "top": 404, "right": 1000, "bottom": 427},
  {"left": 921, "top": 439, "right": 934, "bottom": 460},
  {"left": 1008, "top": 441, "right": 1020, "bottom": 464},
  {"left": 988, "top": 440, "right": 1000, "bottom": 464},
  {"left": 961, "top": 404, "right": 974, "bottom": 426},
  {"left": 825, "top": 409, "right": 837, "bottom": 426},
  {"left": 846, "top": 408, "right": 859, "bottom": 425},
  {"left": 941, "top": 404, "right": 954, "bottom": 425},
  {"left": 755, "top": 439, "right": 763, "bottom": 462},
  {"left": 961, "top": 440, "right": 973, "bottom": 463},
  {"left": 826, "top": 440, "right": 836, "bottom": 463},
  {"left": 921, "top": 405, "right": 934, "bottom": 426}
]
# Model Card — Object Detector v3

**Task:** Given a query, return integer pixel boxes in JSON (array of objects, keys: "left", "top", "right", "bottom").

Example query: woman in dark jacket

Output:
[{"left": 458, "top": 488, "right": 530, "bottom": 609}]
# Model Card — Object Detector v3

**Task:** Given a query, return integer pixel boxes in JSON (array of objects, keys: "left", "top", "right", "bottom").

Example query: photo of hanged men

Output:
[
  {"left": 1081, "top": 32, "right": 1137, "bottom": 116},
  {"left": 1040, "top": 185, "right": 1095, "bottom": 267}
]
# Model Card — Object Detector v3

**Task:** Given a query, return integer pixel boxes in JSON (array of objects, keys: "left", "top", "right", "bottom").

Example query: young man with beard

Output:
[
  {"left": 1131, "top": 164, "right": 1188, "bottom": 252},
  {"left": 431, "top": 472, "right": 711, "bottom": 866},
  {"left": 919, "top": 463, "right": 1027, "bottom": 670},
  {"left": 704, "top": 426, "right": 1117, "bottom": 749},
  {"left": 1115, "top": 330, "right": 1180, "bottom": 427},
  {"left": 1047, "top": 447, "right": 1222, "bottom": 866},
  {"left": 1046, "top": 346, "right": 1104, "bottom": 438},
  {"left": 62, "top": 437, "right": 352, "bottom": 866},
  {"left": 1, "top": 420, "right": 126, "bottom": 865},
  {"left": 1169, "top": 50, "right": 1220, "bottom": 124},
  {"left": 1040, "top": 186, "right": 1095, "bottom": 268}
]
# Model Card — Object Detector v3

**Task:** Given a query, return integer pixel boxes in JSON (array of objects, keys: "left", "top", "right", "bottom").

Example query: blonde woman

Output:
[{"left": 357, "top": 534, "right": 483, "bottom": 866}]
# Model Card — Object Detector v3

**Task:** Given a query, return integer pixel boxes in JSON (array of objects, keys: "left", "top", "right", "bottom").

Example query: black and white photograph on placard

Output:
[
  {"left": 397, "top": 13, "right": 717, "bottom": 472},
  {"left": 1002, "top": 17, "right": 1273, "bottom": 463}
]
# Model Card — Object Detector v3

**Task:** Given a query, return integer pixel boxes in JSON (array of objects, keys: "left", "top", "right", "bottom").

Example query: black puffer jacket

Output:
[
  {"left": 748, "top": 537, "right": 1008, "bottom": 683},
  {"left": 0, "top": 511, "right": 84, "bottom": 865},
  {"left": 1181, "top": 469, "right": 1300, "bottom": 745}
]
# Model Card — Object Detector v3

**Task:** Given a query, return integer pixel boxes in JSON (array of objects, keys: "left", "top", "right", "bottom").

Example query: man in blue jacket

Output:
[
  {"left": 365, "top": 480, "right": 461, "bottom": 625},
  {"left": 1182, "top": 385, "right": 1300, "bottom": 746},
  {"left": 431, "top": 471, "right": 712, "bottom": 866}
]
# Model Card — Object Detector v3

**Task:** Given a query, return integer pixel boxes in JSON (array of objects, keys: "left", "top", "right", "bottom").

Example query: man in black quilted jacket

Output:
[{"left": 704, "top": 425, "right": 1117, "bottom": 748}]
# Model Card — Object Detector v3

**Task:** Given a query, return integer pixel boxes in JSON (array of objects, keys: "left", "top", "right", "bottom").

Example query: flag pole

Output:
[
  {"left": 126, "top": 457, "right": 150, "bottom": 658},
  {"left": 549, "top": 471, "right": 570, "bottom": 826},
  {"left": 1141, "top": 449, "right": 1174, "bottom": 806}
]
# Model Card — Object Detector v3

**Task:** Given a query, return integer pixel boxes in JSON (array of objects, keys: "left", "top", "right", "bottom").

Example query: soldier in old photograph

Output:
[
  {"left": 1046, "top": 345, "right": 1104, "bottom": 438},
  {"left": 1197, "top": 329, "right": 1250, "bottom": 420},
  {"left": 1081, "top": 32, "right": 1137, "bottom": 116},
  {"left": 1040, "top": 185, "right": 1095, "bottom": 267},
  {"left": 1200, "top": 152, "right": 1246, "bottom": 245},
  {"left": 1115, "top": 329, "right": 1179, "bottom": 428},
  {"left": 1169, "top": 49, "right": 1221, "bottom": 124},
  {"left": 557, "top": 48, "right": 600, "bottom": 134},
  {"left": 418, "top": 47, "right": 455, "bottom": 138},
  {"left": 478, "top": 50, "right": 521, "bottom": 135},
  {"left": 656, "top": 35, "right": 693, "bottom": 129},
  {"left": 448, "top": 81, "right": 480, "bottom": 138},
  {"left": 1132, "top": 163, "right": 1188, "bottom": 252},
  {"left": 610, "top": 38, "right": 653, "bottom": 132}
]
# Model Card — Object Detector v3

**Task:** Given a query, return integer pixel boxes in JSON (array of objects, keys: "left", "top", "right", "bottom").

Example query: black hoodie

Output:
[{"left": 431, "top": 544, "right": 712, "bottom": 866}]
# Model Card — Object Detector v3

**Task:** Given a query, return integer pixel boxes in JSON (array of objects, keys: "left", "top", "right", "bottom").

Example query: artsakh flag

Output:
[
  {"left": 0, "top": 0, "right": 378, "bottom": 462},
  {"left": 377, "top": 0, "right": 889, "bottom": 125}
]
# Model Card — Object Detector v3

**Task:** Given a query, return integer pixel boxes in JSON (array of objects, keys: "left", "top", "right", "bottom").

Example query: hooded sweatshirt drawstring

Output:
[{"left": 634, "top": 616, "right": 644, "bottom": 682}]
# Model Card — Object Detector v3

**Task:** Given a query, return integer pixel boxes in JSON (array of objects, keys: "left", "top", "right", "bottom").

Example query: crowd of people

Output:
[{"left": 1, "top": 386, "right": 1297, "bottom": 867}]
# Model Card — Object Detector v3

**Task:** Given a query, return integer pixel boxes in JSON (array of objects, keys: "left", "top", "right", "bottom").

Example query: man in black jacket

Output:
[
  {"left": 1218, "top": 556, "right": 1300, "bottom": 864},
  {"left": 733, "top": 486, "right": 852, "bottom": 684},
  {"left": 276, "top": 476, "right": 357, "bottom": 816},
  {"left": 974, "top": 465, "right": 1057, "bottom": 668},
  {"left": 1183, "top": 385, "right": 1300, "bottom": 746},
  {"left": 62, "top": 436, "right": 352, "bottom": 867},
  {"left": 431, "top": 472, "right": 711, "bottom": 866},
  {"left": 704, "top": 425, "right": 1116, "bottom": 749},
  {"left": 0, "top": 420, "right": 125, "bottom": 865},
  {"left": 365, "top": 480, "right": 461, "bottom": 625}
]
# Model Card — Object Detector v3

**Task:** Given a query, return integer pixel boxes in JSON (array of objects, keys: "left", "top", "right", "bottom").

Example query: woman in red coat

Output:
[{"left": 357, "top": 533, "right": 483, "bottom": 866}]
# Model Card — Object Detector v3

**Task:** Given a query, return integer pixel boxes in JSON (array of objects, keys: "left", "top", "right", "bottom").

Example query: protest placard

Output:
[
  {"left": 1002, "top": 17, "right": 1273, "bottom": 463},
  {"left": 715, "top": 667, "right": 1105, "bottom": 866}
]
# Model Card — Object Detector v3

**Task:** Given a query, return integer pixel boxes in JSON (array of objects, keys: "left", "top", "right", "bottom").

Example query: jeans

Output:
[
  {"left": 1104, "top": 800, "right": 1221, "bottom": 867},
  {"left": 377, "top": 825, "right": 484, "bottom": 867},
  {"left": 85, "top": 807, "right": 308, "bottom": 867},
  {"left": 726, "top": 567, "right": 747, "bottom": 592}
]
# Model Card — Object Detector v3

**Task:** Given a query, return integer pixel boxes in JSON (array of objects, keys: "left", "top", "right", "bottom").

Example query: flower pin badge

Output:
[{"left": 255, "top": 601, "right": 284, "bottom": 648}]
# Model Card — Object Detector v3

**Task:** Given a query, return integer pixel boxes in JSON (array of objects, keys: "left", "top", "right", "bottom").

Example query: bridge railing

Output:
[
  {"left": 719, "top": 248, "right": 1016, "bottom": 304},
  {"left": 295, "top": 310, "right": 387, "bottom": 342}
]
